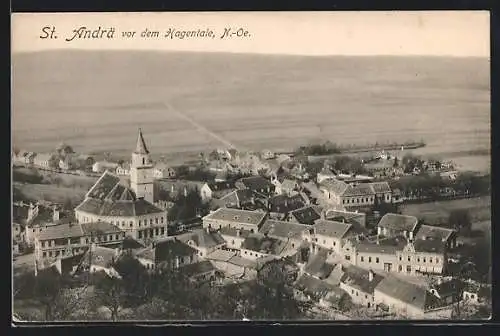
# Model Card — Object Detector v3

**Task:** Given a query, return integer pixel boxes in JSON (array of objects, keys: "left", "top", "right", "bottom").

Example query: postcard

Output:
[{"left": 11, "top": 11, "right": 491, "bottom": 323}]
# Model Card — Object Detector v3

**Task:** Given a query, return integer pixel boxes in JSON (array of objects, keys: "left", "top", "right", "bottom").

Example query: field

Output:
[
  {"left": 12, "top": 51, "right": 490, "bottom": 173},
  {"left": 15, "top": 182, "right": 88, "bottom": 205},
  {"left": 400, "top": 196, "right": 491, "bottom": 226}
]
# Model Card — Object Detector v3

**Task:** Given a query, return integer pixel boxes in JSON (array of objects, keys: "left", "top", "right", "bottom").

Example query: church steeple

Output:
[{"left": 135, "top": 128, "right": 150, "bottom": 155}]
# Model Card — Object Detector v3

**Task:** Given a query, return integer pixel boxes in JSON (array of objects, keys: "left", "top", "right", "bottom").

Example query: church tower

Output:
[{"left": 130, "top": 128, "right": 154, "bottom": 204}]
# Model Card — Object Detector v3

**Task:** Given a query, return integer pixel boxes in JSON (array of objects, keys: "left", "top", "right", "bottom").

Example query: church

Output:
[{"left": 75, "top": 129, "right": 168, "bottom": 241}]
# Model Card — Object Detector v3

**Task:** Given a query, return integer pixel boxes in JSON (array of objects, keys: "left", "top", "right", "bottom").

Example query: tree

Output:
[
  {"left": 113, "top": 255, "right": 150, "bottom": 307},
  {"left": 448, "top": 209, "right": 472, "bottom": 235},
  {"left": 93, "top": 272, "right": 126, "bottom": 321},
  {"left": 393, "top": 156, "right": 399, "bottom": 168}
]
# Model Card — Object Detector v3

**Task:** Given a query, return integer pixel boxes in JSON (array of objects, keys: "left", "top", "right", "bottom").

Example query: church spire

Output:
[{"left": 135, "top": 128, "right": 150, "bottom": 155}]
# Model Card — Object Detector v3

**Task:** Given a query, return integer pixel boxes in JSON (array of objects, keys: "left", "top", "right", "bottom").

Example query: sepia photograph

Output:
[{"left": 11, "top": 11, "right": 491, "bottom": 322}]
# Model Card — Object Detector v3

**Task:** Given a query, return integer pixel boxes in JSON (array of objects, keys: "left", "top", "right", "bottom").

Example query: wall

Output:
[
  {"left": 374, "top": 290, "right": 425, "bottom": 319},
  {"left": 211, "top": 260, "right": 245, "bottom": 277},
  {"left": 340, "top": 282, "right": 375, "bottom": 308},
  {"left": 221, "top": 234, "right": 246, "bottom": 250},
  {"left": 341, "top": 195, "right": 375, "bottom": 207},
  {"left": 240, "top": 248, "right": 268, "bottom": 260},
  {"left": 356, "top": 252, "right": 398, "bottom": 273},
  {"left": 314, "top": 234, "right": 343, "bottom": 254},
  {"left": 395, "top": 251, "right": 445, "bottom": 275},
  {"left": 203, "top": 218, "right": 260, "bottom": 233}
]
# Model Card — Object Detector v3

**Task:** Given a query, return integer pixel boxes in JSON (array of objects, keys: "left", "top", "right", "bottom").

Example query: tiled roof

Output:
[
  {"left": 241, "top": 234, "right": 287, "bottom": 255},
  {"left": 375, "top": 275, "right": 436, "bottom": 311},
  {"left": 206, "top": 249, "right": 237, "bottom": 262},
  {"left": 354, "top": 239, "right": 406, "bottom": 254},
  {"left": 341, "top": 265, "right": 384, "bottom": 294},
  {"left": 377, "top": 213, "right": 419, "bottom": 232},
  {"left": 82, "top": 246, "right": 117, "bottom": 268},
  {"left": 370, "top": 182, "right": 392, "bottom": 193},
  {"left": 415, "top": 225, "right": 456, "bottom": 242},
  {"left": 121, "top": 236, "right": 146, "bottom": 250},
  {"left": 314, "top": 220, "right": 352, "bottom": 239},
  {"left": 413, "top": 239, "right": 446, "bottom": 254},
  {"left": 259, "top": 220, "right": 311, "bottom": 240},
  {"left": 135, "top": 247, "right": 155, "bottom": 261},
  {"left": 203, "top": 208, "right": 267, "bottom": 227},
  {"left": 291, "top": 206, "right": 321, "bottom": 225},
  {"left": 178, "top": 229, "right": 226, "bottom": 249},
  {"left": 269, "top": 194, "right": 305, "bottom": 214},
  {"left": 155, "top": 238, "right": 197, "bottom": 264},
  {"left": 76, "top": 194, "right": 164, "bottom": 217},
  {"left": 207, "top": 180, "right": 236, "bottom": 191},
  {"left": 218, "top": 226, "right": 252, "bottom": 238},
  {"left": 38, "top": 223, "right": 84, "bottom": 241},
  {"left": 320, "top": 179, "right": 349, "bottom": 195},
  {"left": 181, "top": 260, "right": 216, "bottom": 278},
  {"left": 294, "top": 274, "right": 337, "bottom": 299},
  {"left": 343, "top": 183, "right": 375, "bottom": 197},
  {"left": 80, "top": 222, "right": 123, "bottom": 236},
  {"left": 86, "top": 171, "right": 122, "bottom": 201},
  {"left": 227, "top": 255, "right": 258, "bottom": 269},
  {"left": 304, "top": 252, "right": 335, "bottom": 279},
  {"left": 238, "top": 176, "right": 274, "bottom": 192},
  {"left": 218, "top": 189, "right": 256, "bottom": 206},
  {"left": 324, "top": 264, "right": 345, "bottom": 286}
]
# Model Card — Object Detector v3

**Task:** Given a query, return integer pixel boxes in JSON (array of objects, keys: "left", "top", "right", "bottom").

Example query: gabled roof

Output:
[
  {"left": 413, "top": 239, "right": 446, "bottom": 254},
  {"left": 353, "top": 236, "right": 407, "bottom": 254},
  {"left": 207, "top": 180, "right": 236, "bottom": 192},
  {"left": 320, "top": 179, "right": 349, "bottom": 195},
  {"left": 268, "top": 194, "right": 305, "bottom": 214},
  {"left": 341, "top": 265, "right": 384, "bottom": 295},
  {"left": 135, "top": 128, "right": 150, "bottom": 155},
  {"left": 314, "top": 220, "right": 352, "bottom": 239},
  {"left": 259, "top": 220, "right": 311, "bottom": 240},
  {"left": 177, "top": 228, "right": 226, "bottom": 249},
  {"left": 37, "top": 223, "right": 84, "bottom": 241},
  {"left": 415, "top": 225, "right": 456, "bottom": 242},
  {"left": 81, "top": 245, "right": 118, "bottom": 268},
  {"left": 294, "top": 274, "right": 337, "bottom": 299},
  {"left": 375, "top": 275, "right": 439, "bottom": 311},
  {"left": 85, "top": 171, "right": 123, "bottom": 201},
  {"left": 181, "top": 260, "right": 216, "bottom": 278},
  {"left": 238, "top": 176, "right": 274, "bottom": 192},
  {"left": 206, "top": 249, "right": 237, "bottom": 262},
  {"left": 377, "top": 213, "right": 419, "bottom": 232},
  {"left": 155, "top": 238, "right": 197, "bottom": 264},
  {"left": 370, "top": 182, "right": 392, "bottom": 193},
  {"left": 290, "top": 206, "right": 321, "bottom": 225},
  {"left": 241, "top": 234, "right": 287, "bottom": 256},
  {"left": 80, "top": 222, "right": 123, "bottom": 236},
  {"left": 135, "top": 246, "right": 155, "bottom": 261},
  {"left": 304, "top": 252, "right": 335, "bottom": 279},
  {"left": 342, "top": 183, "right": 375, "bottom": 197},
  {"left": 203, "top": 208, "right": 267, "bottom": 227}
]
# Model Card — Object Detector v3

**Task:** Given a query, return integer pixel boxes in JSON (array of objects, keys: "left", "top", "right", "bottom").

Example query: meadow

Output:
[{"left": 12, "top": 51, "right": 490, "bottom": 171}]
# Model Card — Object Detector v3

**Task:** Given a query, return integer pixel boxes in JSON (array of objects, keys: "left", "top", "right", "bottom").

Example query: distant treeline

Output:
[{"left": 296, "top": 140, "right": 426, "bottom": 156}]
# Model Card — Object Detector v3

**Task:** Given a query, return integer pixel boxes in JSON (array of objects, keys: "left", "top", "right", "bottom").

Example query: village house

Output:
[
  {"left": 259, "top": 219, "right": 314, "bottom": 249},
  {"left": 272, "top": 177, "right": 299, "bottom": 196},
  {"left": 212, "top": 188, "right": 258, "bottom": 210},
  {"left": 236, "top": 176, "right": 276, "bottom": 195},
  {"left": 206, "top": 249, "right": 258, "bottom": 280},
  {"left": 75, "top": 146, "right": 168, "bottom": 242},
  {"left": 377, "top": 213, "right": 420, "bottom": 240},
  {"left": 415, "top": 224, "right": 458, "bottom": 250},
  {"left": 180, "top": 260, "right": 219, "bottom": 284},
  {"left": 429, "top": 278, "right": 464, "bottom": 307},
  {"left": 323, "top": 209, "right": 367, "bottom": 229},
  {"left": 177, "top": 228, "right": 226, "bottom": 258},
  {"left": 153, "top": 162, "right": 176, "bottom": 179},
  {"left": 58, "top": 156, "right": 74, "bottom": 171},
  {"left": 199, "top": 180, "right": 237, "bottom": 203},
  {"left": 12, "top": 149, "right": 29, "bottom": 166},
  {"left": 134, "top": 246, "right": 156, "bottom": 271},
  {"left": 294, "top": 273, "right": 341, "bottom": 305},
  {"left": 267, "top": 194, "right": 307, "bottom": 220},
  {"left": 261, "top": 149, "right": 275, "bottom": 160},
  {"left": 313, "top": 220, "right": 356, "bottom": 254},
  {"left": 319, "top": 179, "right": 392, "bottom": 209},
  {"left": 374, "top": 275, "right": 452, "bottom": 319},
  {"left": 92, "top": 161, "right": 119, "bottom": 173},
  {"left": 218, "top": 226, "right": 253, "bottom": 250},
  {"left": 34, "top": 221, "right": 126, "bottom": 267},
  {"left": 288, "top": 206, "right": 321, "bottom": 225},
  {"left": 340, "top": 266, "right": 385, "bottom": 309},
  {"left": 154, "top": 237, "right": 199, "bottom": 271},
  {"left": 316, "top": 167, "right": 337, "bottom": 184},
  {"left": 33, "top": 153, "right": 56, "bottom": 169},
  {"left": 240, "top": 233, "right": 290, "bottom": 260},
  {"left": 341, "top": 237, "right": 406, "bottom": 273},
  {"left": 76, "top": 245, "right": 122, "bottom": 279},
  {"left": 303, "top": 248, "right": 336, "bottom": 280},
  {"left": 202, "top": 208, "right": 268, "bottom": 233},
  {"left": 115, "top": 162, "right": 131, "bottom": 176},
  {"left": 395, "top": 239, "right": 447, "bottom": 275},
  {"left": 24, "top": 152, "right": 37, "bottom": 166}
]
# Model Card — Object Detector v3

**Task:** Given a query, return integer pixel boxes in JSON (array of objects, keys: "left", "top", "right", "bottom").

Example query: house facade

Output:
[{"left": 202, "top": 208, "right": 267, "bottom": 233}]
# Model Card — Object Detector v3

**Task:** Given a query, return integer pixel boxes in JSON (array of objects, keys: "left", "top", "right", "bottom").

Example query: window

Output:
[
  {"left": 150, "top": 219, "right": 153, "bottom": 225},
  {"left": 115, "top": 234, "right": 119, "bottom": 240},
  {"left": 356, "top": 292, "right": 359, "bottom": 297},
  {"left": 417, "top": 258, "right": 420, "bottom": 262},
  {"left": 130, "top": 221, "right": 133, "bottom": 227},
  {"left": 161, "top": 217, "right": 164, "bottom": 223},
  {"left": 155, "top": 217, "right": 159, "bottom": 224},
  {"left": 122, "top": 221, "right": 125, "bottom": 227},
  {"left": 244, "top": 251, "right": 247, "bottom": 254},
  {"left": 399, "top": 256, "right": 402, "bottom": 261},
  {"left": 376, "top": 257, "right": 379, "bottom": 263},
  {"left": 161, "top": 227, "right": 165, "bottom": 235},
  {"left": 365, "top": 295, "right": 368, "bottom": 299},
  {"left": 345, "top": 255, "right": 351, "bottom": 261},
  {"left": 86, "top": 238, "right": 89, "bottom": 244},
  {"left": 368, "top": 257, "right": 372, "bottom": 263},
  {"left": 406, "top": 265, "right": 411, "bottom": 273},
  {"left": 436, "top": 258, "right": 439, "bottom": 263},
  {"left": 351, "top": 290, "right": 354, "bottom": 294},
  {"left": 333, "top": 241, "right": 336, "bottom": 246},
  {"left": 398, "top": 265, "right": 402, "bottom": 272},
  {"left": 430, "top": 257, "right": 433, "bottom": 263},
  {"left": 408, "top": 256, "right": 411, "bottom": 262},
  {"left": 139, "top": 220, "right": 141, "bottom": 226},
  {"left": 323, "top": 240, "right": 326, "bottom": 244},
  {"left": 138, "top": 231, "right": 143, "bottom": 239},
  {"left": 48, "top": 251, "right": 52, "bottom": 257},
  {"left": 42, "top": 252, "right": 46, "bottom": 258},
  {"left": 361, "top": 256, "right": 364, "bottom": 262}
]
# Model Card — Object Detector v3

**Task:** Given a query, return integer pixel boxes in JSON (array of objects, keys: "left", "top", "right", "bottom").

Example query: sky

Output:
[{"left": 11, "top": 11, "right": 490, "bottom": 57}]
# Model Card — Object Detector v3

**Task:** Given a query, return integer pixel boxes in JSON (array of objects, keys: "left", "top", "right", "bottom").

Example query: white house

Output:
[
  {"left": 92, "top": 161, "right": 119, "bottom": 173},
  {"left": 313, "top": 220, "right": 355, "bottom": 254},
  {"left": 153, "top": 162, "right": 176, "bottom": 179},
  {"left": 34, "top": 153, "right": 56, "bottom": 169}
]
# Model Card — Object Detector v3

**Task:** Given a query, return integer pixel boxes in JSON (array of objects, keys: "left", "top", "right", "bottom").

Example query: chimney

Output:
[
  {"left": 368, "top": 269, "right": 374, "bottom": 282},
  {"left": 53, "top": 205, "right": 60, "bottom": 222}
]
